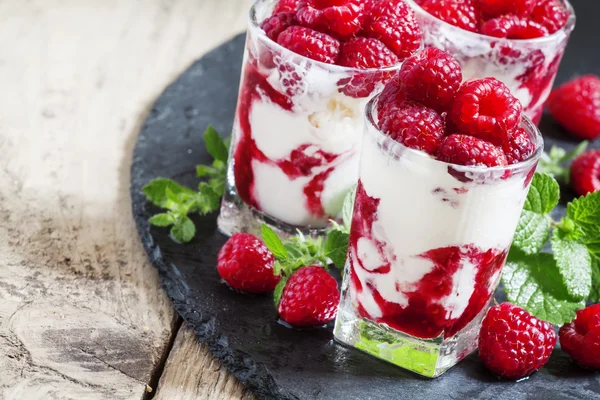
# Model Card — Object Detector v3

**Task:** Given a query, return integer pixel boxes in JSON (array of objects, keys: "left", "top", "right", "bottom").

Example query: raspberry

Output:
[
  {"left": 502, "top": 127, "right": 535, "bottom": 165},
  {"left": 277, "top": 266, "right": 340, "bottom": 326},
  {"left": 450, "top": 77, "right": 522, "bottom": 144},
  {"left": 531, "top": 0, "right": 569, "bottom": 34},
  {"left": 362, "top": 0, "right": 422, "bottom": 61},
  {"left": 376, "top": 77, "right": 407, "bottom": 118},
  {"left": 421, "top": 0, "right": 480, "bottom": 33},
  {"left": 481, "top": 15, "right": 549, "bottom": 39},
  {"left": 547, "top": 75, "right": 600, "bottom": 140},
  {"left": 338, "top": 37, "right": 398, "bottom": 68},
  {"left": 217, "top": 233, "right": 280, "bottom": 294},
  {"left": 277, "top": 26, "right": 340, "bottom": 64},
  {"left": 478, "top": 0, "right": 535, "bottom": 18},
  {"left": 379, "top": 101, "right": 445, "bottom": 155},
  {"left": 570, "top": 150, "right": 600, "bottom": 196},
  {"left": 261, "top": 12, "right": 298, "bottom": 42},
  {"left": 296, "top": 0, "right": 363, "bottom": 39},
  {"left": 559, "top": 304, "right": 600, "bottom": 370},
  {"left": 273, "top": 0, "right": 300, "bottom": 14},
  {"left": 398, "top": 47, "right": 462, "bottom": 113},
  {"left": 479, "top": 303, "right": 556, "bottom": 379},
  {"left": 436, "top": 134, "right": 508, "bottom": 167}
]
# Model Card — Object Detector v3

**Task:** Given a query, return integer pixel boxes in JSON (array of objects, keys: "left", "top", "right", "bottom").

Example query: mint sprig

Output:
[
  {"left": 143, "top": 126, "right": 229, "bottom": 243},
  {"left": 537, "top": 141, "right": 588, "bottom": 184}
]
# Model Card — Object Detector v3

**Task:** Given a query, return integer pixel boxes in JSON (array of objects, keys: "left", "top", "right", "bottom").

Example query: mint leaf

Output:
[
  {"left": 204, "top": 126, "right": 228, "bottom": 163},
  {"left": 196, "top": 165, "right": 217, "bottom": 177},
  {"left": 196, "top": 183, "right": 221, "bottom": 214},
  {"left": 567, "top": 191, "right": 600, "bottom": 258},
  {"left": 502, "top": 251, "right": 584, "bottom": 324},
  {"left": 261, "top": 224, "right": 289, "bottom": 260},
  {"left": 551, "top": 236, "right": 592, "bottom": 301},
  {"left": 342, "top": 185, "right": 356, "bottom": 231},
  {"left": 324, "top": 230, "right": 349, "bottom": 269},
  {"left": 512, "top": 211, "right": 551, "bottom": 255},
  {"left": 537, "top": 142, "right": 587, "bottom": 184},
  {"left": 149, "top": 213, "right": 175, "bottom": 227},
  {"left": 590, "top": 258, "right": 600, "bottom": 303},
  {"left": 562, "top": 141, "right": 588, "bottom": 164},
  {"left": 171, "top": 216, "right": 195, "bottom": 243},
  {"left": 523, "top": 173, "right": 560, "bottom": 214},
  {"left": 143, "top": 178, "right": 196, "bottom": 208}
]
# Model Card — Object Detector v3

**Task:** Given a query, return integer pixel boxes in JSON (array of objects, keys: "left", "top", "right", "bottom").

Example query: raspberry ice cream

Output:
[{"left": 219, "top": 0, "right": 422, "bottom": 235}]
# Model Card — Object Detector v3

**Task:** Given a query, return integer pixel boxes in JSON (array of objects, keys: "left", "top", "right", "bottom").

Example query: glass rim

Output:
[
  {"left": 405, "top": 0, "right": 576, "bottom": 45},
  {"left": 365, "top": 93, "right": 544, "bottom": 173},
  {"left": 247, "top": 0, "right": 409, "bottom": 74}
]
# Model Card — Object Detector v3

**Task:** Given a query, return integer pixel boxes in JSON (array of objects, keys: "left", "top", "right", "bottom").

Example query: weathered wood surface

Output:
[{"left": 0, "top": 0, "right": 252, "bottom": 398}]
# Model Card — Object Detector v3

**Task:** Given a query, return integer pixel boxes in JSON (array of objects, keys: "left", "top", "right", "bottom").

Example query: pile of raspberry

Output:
[
  {"left": 378, "top": 47, "right": 534, "bottom": 167},
  {"left": 260, "top": 0, "right": 422, "bottom": 67},
  {"left": 414, "top": 0, "right": 569, "bottom": 39}
]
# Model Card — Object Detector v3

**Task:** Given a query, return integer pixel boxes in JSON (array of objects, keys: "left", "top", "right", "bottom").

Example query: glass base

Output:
[{"left": 333, "top": 267, "right": 492, "bottom": 378}]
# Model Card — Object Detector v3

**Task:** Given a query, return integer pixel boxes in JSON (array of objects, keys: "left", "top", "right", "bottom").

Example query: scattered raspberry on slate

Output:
[
  {"left": 376, "top": 77, "right": 407, "bottom": 118},
  {"left": 502, "top": 127, "right": 535, "bottom": 164},
  {"left": 420, "top": 0, "right": 481, "bottom": 33},
  {"left": 450, "top": 77, "right": 522, "bottom": 144},
  {"left": 261, "top": 12, "right": 298, "bottom": 42},
  {"left": 362, "top": 0, "right": 422, "bottom": 61},
  {"left": 338, "top": 37, "right": 399, "bottom": 68},
  {"left": 547, "top": 75, "right": 600, "bottom": 140},
  {"left": 273, "top": 0, "right": 300, "bottom": 14},
  {"left": 296, "top": 0, "right": 364, "bottom": 39},
  {"left": 570, "top": 150, "right": 600, "bottom": 196},
  {"left": 531, "top": 0, "right": 570, "bottom": 34},
  {"left": 559, "top": 304, "right": 600, "bottom": 370},
  {"left": 277, "top": 265, "right": 340, "bottom": 326},
  {"left": 217, "top": 233, "right": 281, "bottom": 294},
  {"left": 437, "top": 134, "right": 508, "bottom": 167},
  {"left": 479, "top": 303, "right": 556, "bottom": 379},
  {"left": 399, "top": 47, "right": 462, "bottom": 112},
  {"left": 480, "top": 15, "right": 549, "bottom": 39},
  {"left": 379, "top": 101, "right": 446, "bottom": 155},
  {"left": 478, "top": 0, "right": 535, "bottom": 18},
  {"left": 277, "top": 26, "right": 341, "bottom": 64}
]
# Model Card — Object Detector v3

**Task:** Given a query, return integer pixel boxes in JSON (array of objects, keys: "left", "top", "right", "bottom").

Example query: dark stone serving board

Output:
[{"left": 131, "top": 2, "right": 599, "bottom": 398}]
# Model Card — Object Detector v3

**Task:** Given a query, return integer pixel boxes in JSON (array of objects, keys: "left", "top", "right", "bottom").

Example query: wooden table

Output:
[{"left": 0, "top": 0, "right": 254, "bottom": 398}]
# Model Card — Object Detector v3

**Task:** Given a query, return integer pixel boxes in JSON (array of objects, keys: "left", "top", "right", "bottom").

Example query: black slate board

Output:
[{"left": 131, "top": 3, "right": 600, "bottom": 398}]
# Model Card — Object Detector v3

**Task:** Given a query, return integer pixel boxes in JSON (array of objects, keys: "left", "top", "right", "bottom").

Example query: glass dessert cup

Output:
[
  {"left": 334, "top": 95, "right": 544, "bottom": 378},
  {"left": 405, "top": 0, "right": 575, "bottom": 124},
  {"left": 217, "top": 0, "right": 403, "bottom": 237}
]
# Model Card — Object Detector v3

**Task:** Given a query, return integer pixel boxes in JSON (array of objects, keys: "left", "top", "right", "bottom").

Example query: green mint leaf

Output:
[
  {"left": 261, "top": 224, "right": 289, "bottom": 260},
  {"left": 149, "top": 213, "right": 175, "bottom": 227},
  {"left": 590, "top": 258, "right": 600, "bottom": 303},
  {"left": 196, "top": 182, "right": 221, "bottom": 214},
  {"left": 204, "top": 125, "right": 228, "bottom": 163},
  {"left": 523, "top": 173, "right": 560, "bottom": 214},
  {"left": 273, "top": 276, "right": 288, "bottom": 308},
  {"left": 561, "top": 141, "right": 588, "bottom": 163},
  {"left": 502, "top": 250, "right": 584, "bottom": 324},
  {"left": 554, "top": 217, "right": 585, "bottom": 241},
  {"left": 196, "top": 165, "right": 217, "bottom": 177},
  {"left": 224, "top": 136, "right": 232, "bottom": 150},
  {"left": 165, "top": 186, "right": 181, "bottom": 204},
  {"left": 342, "top": 185, "right": 357, "bottom": 231},
  {"left": 567, "top": 191, "right": 600, "bottom": 258},
  {"left": 142, "top": 178, "right": 195, "bottom": 208},
  {"left": 512, "top": 211, "right": 552, "bottom": 255},
  {"left": 208, "top": 176, "right": 225, "bottom": 197},
  {"left": 170, "top": 216, "right": 196, "bottom": 243},
  {"left": 551, "top": 236, "right": 592, "bottom": 301},
  {"left": 324, "top": 230, "right": 349, "bottom": 269}
]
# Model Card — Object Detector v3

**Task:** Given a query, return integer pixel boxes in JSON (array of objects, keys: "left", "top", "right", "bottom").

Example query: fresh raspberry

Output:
[
  {"left": 261, "top": 12, "right": 298, "bottom": 42},
  {"left": 479, "top": 303, "right": 556, "bottom": 379},
  {"left": 478, "top": 0, "right": 535, "bottom": 18},
  {"left": 338, "top": 37, "right": 398, "bottom": 68},
  {"left": 481, "top": 15, "right": 549, "bottom": 39},
  {"left": 217, "top": 233, "right": 280, "bottom": 294},
  {"left": 379, "top": 101, "right": 445, "bottom": 155},
  {"left": 450, "top": 77, "right": 522, "bottom": 144},
  {"left": 437, "top": 134, "right": 508, "bottom": 167},
  {"left": 420, "top": 0, "right": 480, "bottom": 33},
  {"left": 277, "top": 26, "right": 340, "bottom": 64},
  {"left": 277, "top": 266, "right": 340, "bottom": 326},
  {"left": 531, "top": 0, "right": 570, "bottom": 34},
  {"left": 362, "top": 0, "right": 422, "bottom": 61},
  {"left": 559, "top": 304, "right": 600, "bottom": 370},
  {"left": 502, "top": 127, "right": 535, "bottom": 165},
  {"left": 376, "top": 77, "right": 407, "bottom": 117},
  {"left": 398, "top": 47, "right": 462, "bottom": 113},
  {"left": 547, "top": 75, "right": 600, "bottom": 140},
  {"left": 570, "top": 150, "right": 600, "bottom": 196},
  {"left": 273, "top": 0, "right": 300, "bottom": 14},
  {"left": 296, "top": 0, "right": 363, "bottom": 39}
]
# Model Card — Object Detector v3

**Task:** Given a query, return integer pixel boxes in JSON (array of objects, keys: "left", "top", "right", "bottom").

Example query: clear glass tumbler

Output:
[
  {"left": 218, "top": 0, "right": 404, "bottom": 237},
  {"left": 405, "top": 0, "right": 575, "bottom": 124},
  {"left": 334, "top": 95, "right": 543, "bottom": 378}
]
